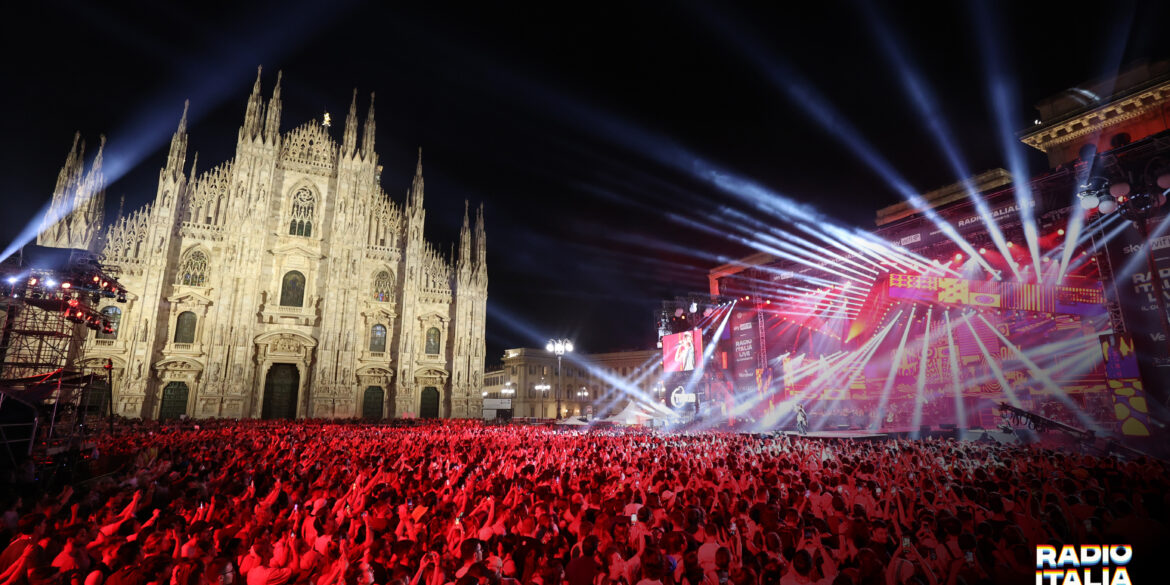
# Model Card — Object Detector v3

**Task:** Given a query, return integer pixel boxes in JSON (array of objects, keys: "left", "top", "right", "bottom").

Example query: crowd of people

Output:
[{"left": 1, "top": 419, "right": 1166, "bottom": 585}]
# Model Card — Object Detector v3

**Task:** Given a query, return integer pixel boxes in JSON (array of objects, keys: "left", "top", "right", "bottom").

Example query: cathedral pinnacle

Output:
[
  {"left": 342, "top": 88, "right": 359, "bottom": 156},
  {"left": 178, "top": 100, "right": 189, "bottom": 134},
  {"left": 458, "top": 200, "right": 472, "bottom": 272},
  {"left": 410, "top": 147, "right": 425, "bottom": 209},
  {"left": 165, "top": 102, "right": 189, "bottom": 180},
  {"left": 474, "top": 202, "right": 486, "bottom": 269},
  {"left": 264, "top": 71, "right": 283, "bottom": 143},
  {"left": 361, "top": 92, "right": 376, "bottom": 160},
  {"left": 68, "top": 131, "right": 81, "bottom": 160},
  {"left": 252, "top": 65, "right": 263, "bottom": 95},
  {"left": 58, "top": 132, "right": 83, "bottom": 192},
  {"left": 242, "top": 66, "right": 265, "bottom": 140},
  {"left": 87, "top": 135, "right": 106, "bottom": 181}
]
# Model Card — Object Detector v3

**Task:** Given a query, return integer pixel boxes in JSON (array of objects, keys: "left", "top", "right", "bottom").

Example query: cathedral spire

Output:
[
  {"left": 361, "top": 92, "right": 376, "bottom": 160},
  {"left": 53, "top": 132, "right": 84, "bottom": 197},
  {"left": 410, "top": 147, "right": 424, "bottom": 208},
  {"left": 241, "top": 65, "right": 264, "bottom": 140},
  {"left": 458, "top": 200, "right": 472, "bottom": 272},
  {"left": 165, "top": 100, "right": 189, "bottom": 181},
  {"left": 474, "top": 202, "right": 486, "bottom": 269},
  {"left": 189, "top": 151, "right": 199, "bottom": 181},
  {"left": 39, "top": 135, "right": 85, "bottom": 248},
  {"left": 342, "top": 89, "right": 359, "bottom": 156},
  {"left": 80, "top": 135, "right": 107, "bottom": 238},
  {"left": 264, "top": 70, "right": 283, "bottom": 144},
  {"left": 85, "top": 135, "right": 106, "bottom": 186},
  {"left": 39, "top": 132, "right": 105, "bottom": 251}
]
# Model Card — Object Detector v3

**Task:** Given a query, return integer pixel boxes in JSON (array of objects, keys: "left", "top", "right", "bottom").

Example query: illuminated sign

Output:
[{"left": 669, "top": 386, "right": 696, "bottom": 408}]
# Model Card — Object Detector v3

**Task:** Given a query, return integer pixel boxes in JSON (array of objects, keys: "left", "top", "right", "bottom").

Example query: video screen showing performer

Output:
[{"left": 662, "top": 329, "right": 702, "bottom": 372}]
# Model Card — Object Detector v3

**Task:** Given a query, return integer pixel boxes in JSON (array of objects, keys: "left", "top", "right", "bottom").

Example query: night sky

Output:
[{"left": 3, "top": 1, "right": 1169, "bottom": 364}]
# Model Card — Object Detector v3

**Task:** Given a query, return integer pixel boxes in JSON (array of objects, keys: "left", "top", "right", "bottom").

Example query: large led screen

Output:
[{"left": 662, "top": 329, "right": 702, "bottom": 372}]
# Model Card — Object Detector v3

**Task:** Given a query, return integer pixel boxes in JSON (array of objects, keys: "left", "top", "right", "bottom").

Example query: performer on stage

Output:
[
  {"left": 796, "top": 403, "right": 808, "bottom": 435},
  {"left": 674, "top": 330, "right": 696, "bottom": 371}
]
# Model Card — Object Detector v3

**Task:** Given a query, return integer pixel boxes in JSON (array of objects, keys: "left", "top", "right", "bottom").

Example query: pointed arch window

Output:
[
  {"left": 280, "top": 271, "right": 306, "bottom": 307},
  {"left": 373, "top": 271, "right": 393, "bottom": 302},
  {"left": 288, "top": 188, "right": 316, "bottom": 237},
  {"left": 175, "top": 311, "right": 197, "bottom": 344},
  {"left": 425, "top": 327, "right": 441, "bottom": 355},
  {"left": 370, "top": 324, "right": 387, "bottom": 352},
  {"left": 96, "top": 306, "right": 121, "bottom": 340},
  {"left": 175, "top": 250, "right": 209, "bottom": 287}
]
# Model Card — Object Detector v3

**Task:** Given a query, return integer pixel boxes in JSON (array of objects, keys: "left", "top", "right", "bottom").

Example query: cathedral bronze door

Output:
[
  {"left": 419, "top": 386, "right": 440, "bottom": 419},
  {"left": 362, "top": 386, "right": 384, "bottom": 419},
  {"left": 262, "top": 364, "right": 300, "bottom": 420},
  {"left": 158, "top": 382, "right": 188, "bottom": 420}
]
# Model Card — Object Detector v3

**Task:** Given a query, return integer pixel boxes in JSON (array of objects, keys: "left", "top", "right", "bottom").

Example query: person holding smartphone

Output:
[
  {"left": 885, "top": 535, "right": 940, "bottom": 585},
  {"left": 786, "top": 526, "right": 838, "bottom": 584}
]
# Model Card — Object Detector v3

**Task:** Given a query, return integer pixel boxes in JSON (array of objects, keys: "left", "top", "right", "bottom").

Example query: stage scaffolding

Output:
[{"left": 0, "top": 246, "right": 122, "bottom": 477}]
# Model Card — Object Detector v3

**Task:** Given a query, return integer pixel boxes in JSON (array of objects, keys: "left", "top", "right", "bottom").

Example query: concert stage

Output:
[
  {"left": 776, "top": 429, "right": 891, "bottom": 441},
  {"left": 769, "top": 427, "right": 1023, "bottom": 444}
]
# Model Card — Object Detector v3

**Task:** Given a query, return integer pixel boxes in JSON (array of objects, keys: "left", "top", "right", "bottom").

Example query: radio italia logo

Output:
[{"left": 1036, "top": 545, "right": 1132, "bottom": 585}]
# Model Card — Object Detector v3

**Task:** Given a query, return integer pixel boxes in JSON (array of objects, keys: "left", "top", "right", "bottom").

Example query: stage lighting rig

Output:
[
  {"left": 62, "top": 259, "right": 129, "bottom": 302},
  {"left": 1078, "top": 157, "right": 1170, "bottom": 362}
]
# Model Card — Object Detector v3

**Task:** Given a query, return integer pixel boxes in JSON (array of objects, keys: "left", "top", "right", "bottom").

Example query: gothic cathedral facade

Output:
[{"left": 36, "top": 69, "right": 488, "bottom": 420}]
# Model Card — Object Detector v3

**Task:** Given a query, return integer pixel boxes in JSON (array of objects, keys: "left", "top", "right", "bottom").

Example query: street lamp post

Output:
[
  {"left": 535, "top": 379, "right": 550, "bottom": 419},
  {"left": 576, "top": 386, "right": 589, "bottom": 419},
  {"left": 546, "top": 338, "right": 573, "bottom": 419}
]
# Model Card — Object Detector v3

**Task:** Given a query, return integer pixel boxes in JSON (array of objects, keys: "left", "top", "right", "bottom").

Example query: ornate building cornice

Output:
[{"left": 1021, "top": 79, "right": 1170, "bottom": 152}]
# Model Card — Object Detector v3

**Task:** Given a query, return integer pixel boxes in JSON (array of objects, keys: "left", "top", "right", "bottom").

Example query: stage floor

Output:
[{"left": 776, "top": 430, "right": 891, "bottom": 440}]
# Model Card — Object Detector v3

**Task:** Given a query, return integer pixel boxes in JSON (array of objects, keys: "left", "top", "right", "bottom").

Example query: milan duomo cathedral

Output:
[{"left": 35, "top": 69, "right": 488, "bottom": 420}]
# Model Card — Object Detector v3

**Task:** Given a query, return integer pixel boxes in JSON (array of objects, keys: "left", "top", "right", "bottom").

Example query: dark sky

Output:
[{"left": 3, "top": 1, "right": 1169, "bottom": 364}]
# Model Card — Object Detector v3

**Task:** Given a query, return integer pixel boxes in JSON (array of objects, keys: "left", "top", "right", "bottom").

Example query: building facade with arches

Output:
[{"left": 36, "top": 70, "right": 488, "bottom": 420}]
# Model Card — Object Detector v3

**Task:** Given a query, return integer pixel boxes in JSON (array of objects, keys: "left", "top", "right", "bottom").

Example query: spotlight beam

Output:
[
  {"left": 911, "top": 307, "right": 933, "bottom": 437},
  {"left": 970, "top": 1, "right": 1045, "bottom": 279},
  {"left": 808, "top": 315, "right": 898, "bottom": 431},
  {"left": 693, "top": 3, "right": 1000, "bottom": 277},
  {"left": 873, "top": 307, "right": 915, "bottom": 429},
  {"left": 862, "top": 1, "right": 1020, "bottom": 280},
  {"left": 943, "top": 311, "right": 966, "bottom": 429},
  {"left": 974, "top": 313, "right": 1102, "bottom": 431},
  {"left": 961, "top": 314, "right": 1022, "bottom": 407}
]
